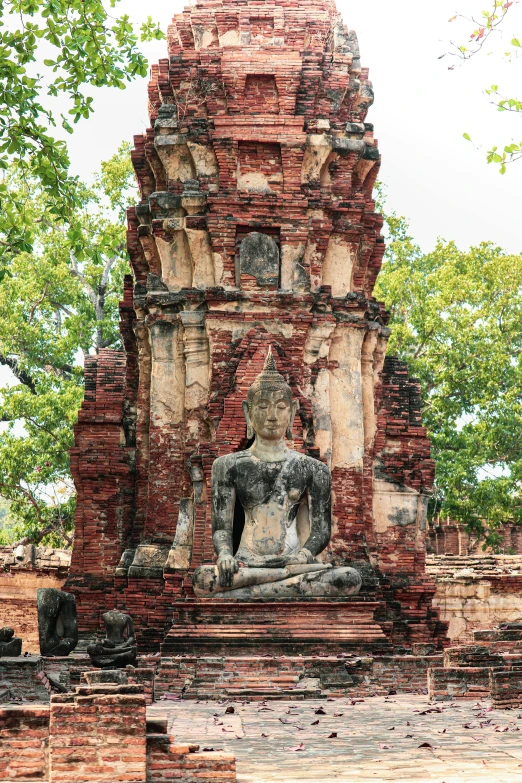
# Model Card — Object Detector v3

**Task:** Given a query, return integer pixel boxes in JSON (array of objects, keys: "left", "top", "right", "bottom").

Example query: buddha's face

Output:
[{"left": 249, "top": 389, "right": 293, "bottom": 441}]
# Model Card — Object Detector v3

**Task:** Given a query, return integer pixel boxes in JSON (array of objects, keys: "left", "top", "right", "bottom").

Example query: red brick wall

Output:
[
  {"left": 428, "top": 667, "right": 491, "bottom": 701},
  {"left": 237, "top": 141, "right": 283, "bottom": 192},
  {"left": 49, "top": 685, "right": 147, "bottom": 783},
  {"left": 0, "top": 567, "right": 68, "bottom": 654},
  {"left": 0, "top": 707, "right": 49, "bottom": 781},
  {"left": 146, "top": 735, "right": 236, "bottom": 783},
  {"left": 0, "top": 690, "right": 236, "bottom": 783},
  {"left": 244, "top": 74, "right": 279, "bottom": 113},
  {"left": 490, "top": 668, "right": 522, "bottom": 709}
]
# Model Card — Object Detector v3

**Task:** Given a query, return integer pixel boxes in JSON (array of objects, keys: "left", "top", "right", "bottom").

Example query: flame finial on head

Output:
[{"left": 263, "top": 345, "right": 278, "bottom": 373}]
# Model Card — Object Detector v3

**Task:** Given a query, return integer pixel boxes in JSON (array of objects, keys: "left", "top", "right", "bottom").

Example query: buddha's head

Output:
[{"left": 243, "top": 347, "right": 298, "bottom": 442}]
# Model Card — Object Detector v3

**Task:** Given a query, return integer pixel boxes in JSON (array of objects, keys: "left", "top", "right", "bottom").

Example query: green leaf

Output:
[{"left": 463, "top": 133, "right": 471, "bottom": 141}]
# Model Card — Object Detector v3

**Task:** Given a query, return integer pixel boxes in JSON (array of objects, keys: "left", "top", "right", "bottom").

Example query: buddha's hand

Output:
[
  {"left": 217, "top": 554, "right": 238, "bottom": 587},
  {"left": 287, "top": 548, "right": 315, "bottom": 565}
]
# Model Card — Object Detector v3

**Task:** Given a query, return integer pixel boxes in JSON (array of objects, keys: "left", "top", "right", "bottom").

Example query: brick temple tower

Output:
[{"left": 67, "top": 0, "right": 447, "bottom": 654}]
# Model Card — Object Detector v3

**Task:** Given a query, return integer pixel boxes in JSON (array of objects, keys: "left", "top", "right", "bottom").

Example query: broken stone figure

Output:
[
  {"left": 87, "top": 610, "right": 137, "bottom": 668},
  {"left": 37, "top": 588, "right": 78, "bottom": 656},
  {"left": 193, "top": 348, "right": 362, "bottom": 599},
  {"left": 0, "top": 627, "right": 22, "bottom": 657}
]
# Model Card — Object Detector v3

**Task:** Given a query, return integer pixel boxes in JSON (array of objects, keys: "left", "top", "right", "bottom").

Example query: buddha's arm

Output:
[
  {"left": 211, "top": 455, "right": 236, "bottom": 556},
  {"left": 211, "top": 455, "right": 239, "bottom": 586},
  {"left": 302, "top": 461, "right": 332, "bottom": 557}
]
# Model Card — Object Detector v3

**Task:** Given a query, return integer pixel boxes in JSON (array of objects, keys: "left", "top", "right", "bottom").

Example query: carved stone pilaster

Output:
[{"left": 180, "top": 311, "right": 210, "bottom": 411}]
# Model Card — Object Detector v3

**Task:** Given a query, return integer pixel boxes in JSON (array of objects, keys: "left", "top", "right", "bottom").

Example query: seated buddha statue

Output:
[
  {"left": 87, "top": 610, "right": 137, "bottom": 669},
  {"left": 192, "top": 348, "right": 362, "bottom": 599}
]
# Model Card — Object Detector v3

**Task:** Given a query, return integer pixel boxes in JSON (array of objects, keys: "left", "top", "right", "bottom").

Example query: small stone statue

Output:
[
  {"left": 87, "top": 610, "right": 137, "bottom": 669},
  {"left": 192, "top": 348, "right": 362, "bottom": 599},
  {"left": 37, "top": 588, "right": 78, "bottom": 656},
  {"left": 0, "top": 627, "right": 22, "bottom": 657}
]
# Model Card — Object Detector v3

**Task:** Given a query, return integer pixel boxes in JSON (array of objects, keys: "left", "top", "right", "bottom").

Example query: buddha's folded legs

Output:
[
  {"left": 87, "top": 644, "right": 137, "bottom": 669},
  {"left": 192, "top": 564, "right": 361, "bottom": 599}
]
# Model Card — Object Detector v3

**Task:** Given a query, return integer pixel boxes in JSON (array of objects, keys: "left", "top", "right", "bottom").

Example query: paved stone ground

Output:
[{"left": 149, "top": 694, "right": 522, "bottom": 782}]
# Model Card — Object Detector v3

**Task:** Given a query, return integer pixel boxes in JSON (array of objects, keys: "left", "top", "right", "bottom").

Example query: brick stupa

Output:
[{"left": 66, "top": 0, "right": 447, "bottom": 659}]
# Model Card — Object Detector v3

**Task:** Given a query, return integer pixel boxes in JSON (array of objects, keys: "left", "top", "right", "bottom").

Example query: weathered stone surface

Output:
[
  {"left": 428, "top": 554, "right": 522, "bottom": 643},
  {"left": 87, "top": 610, "right": 137, "bottom": 669},
  {"left": 0, "top": 657, "right": 51, "bottom": 702},
  {"left": 37, "top": 588, "right": 78, "bottom": 657},
  {"left": 0, "top": 627, "right": 22, "bottom": 657},
  {"left": 152, "top": 695, "right": 522, "bottom": 781},
  {"left": 239, "top": 232, "right": 280, "bottom": 287}
]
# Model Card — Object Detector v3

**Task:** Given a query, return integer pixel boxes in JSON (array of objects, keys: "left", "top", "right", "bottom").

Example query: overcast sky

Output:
[{"left": 62, "top": 0, "right": 522, "bottom": 254}]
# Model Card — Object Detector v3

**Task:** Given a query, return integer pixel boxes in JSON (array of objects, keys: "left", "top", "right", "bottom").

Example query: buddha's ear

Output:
[
  {"left": 242, "top": 400, "right": 254, "bottom": 440},
  {"left": 286, "top": 399, "right": 298, "bottom": 440}
]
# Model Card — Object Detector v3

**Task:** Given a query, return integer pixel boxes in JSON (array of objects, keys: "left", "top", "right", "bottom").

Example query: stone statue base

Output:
[
  {"left": 193, "top": 563, "right": 362, "bottom": 599},
  {"left": 162, "top": 598, "right": 391, "bottom": 657}
]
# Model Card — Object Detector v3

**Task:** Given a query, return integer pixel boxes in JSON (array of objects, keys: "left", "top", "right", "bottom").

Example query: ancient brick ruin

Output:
[
  {"left": 65, "top": 0, "right": 447, "bottom": 662},
  {"left": 5, "top": 7, "right": 522, "bottom": 780}
]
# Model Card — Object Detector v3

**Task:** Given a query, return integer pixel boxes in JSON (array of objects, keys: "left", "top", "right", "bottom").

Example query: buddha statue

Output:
[
  {"left": 193, "top": 348, "right": 362, "bottom": 599},
  {"left": 37, "top": 588, "right": 78, "bottom": 656},
  {"left": 87, "top": 610, "right": 137, "bottom": 669},
  {"left": 0, "top": 627, "right": 22, "bottom": 657}
]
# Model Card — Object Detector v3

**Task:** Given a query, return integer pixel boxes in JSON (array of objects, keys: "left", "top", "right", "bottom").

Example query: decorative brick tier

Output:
[
  {"left": 162, "top": 599, "right": 391, "bottom": 655},
  {"left": 156, "top": 654, "right": 443, "bottom": 700}
]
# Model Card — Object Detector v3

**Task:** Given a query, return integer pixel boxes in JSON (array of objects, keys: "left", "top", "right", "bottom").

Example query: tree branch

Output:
[
  {"left": 70, "top": 255, "right": 97, "bottom": 308},
  {"left": 14, "top": 521, "right": 72, "bottom": 548},
  {"left": 0, "top": 354, "right": 37, "bottom": 394},
  {"left": 100, "top": 247, "right": 123, "bottom": 288},
  {"left": 27, "top": 282, "right": 50, "bottom": 325}
]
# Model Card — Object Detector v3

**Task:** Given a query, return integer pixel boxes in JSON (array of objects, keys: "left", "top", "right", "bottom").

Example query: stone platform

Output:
[
  {"left": 150, "top": 694, "right": 522, "bottom": 782},
  {"left": 162, "top": 600, "right": 392, "bottom": 656}
]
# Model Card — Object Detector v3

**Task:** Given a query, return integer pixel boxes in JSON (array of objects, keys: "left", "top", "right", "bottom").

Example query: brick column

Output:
[{"left": 49, "top": 684, "right": 147, "bottom": 783}]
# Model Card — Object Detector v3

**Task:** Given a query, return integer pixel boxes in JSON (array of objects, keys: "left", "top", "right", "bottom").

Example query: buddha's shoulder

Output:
[
  {"left": 212, "top": 452, "right": 241, "bottom": 469},
  {"left": 212, "top": 450, "right": 330, "bottom": 475},
  {"left": 289, "top": 450, "right": 330, "bottom": 477}
]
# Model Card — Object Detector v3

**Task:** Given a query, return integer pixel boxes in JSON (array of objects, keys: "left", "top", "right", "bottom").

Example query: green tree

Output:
[
  {"left": 443, "top": 1, "right": 522, "bottom": 170},
  {"left": 0, "top": 143, "right": 137, "bottom": 547},
  {"left": 0, "top": 0, "right": 163, "bottom": 270},
  {"left": 375, "top": 206, "right": 522, "bottom": 547}
]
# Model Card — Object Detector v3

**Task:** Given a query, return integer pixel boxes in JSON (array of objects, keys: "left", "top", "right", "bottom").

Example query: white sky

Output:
[{"left": 62, "top": 0, "right": 522, "bottom": 253}]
